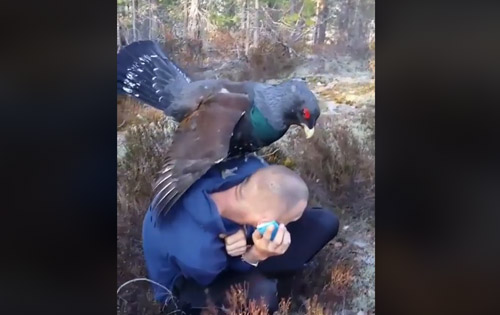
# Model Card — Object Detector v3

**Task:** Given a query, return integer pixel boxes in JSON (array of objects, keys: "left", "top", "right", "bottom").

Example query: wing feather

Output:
[{"left": 151, "top": 92, "right": 251, "bottom": 216}]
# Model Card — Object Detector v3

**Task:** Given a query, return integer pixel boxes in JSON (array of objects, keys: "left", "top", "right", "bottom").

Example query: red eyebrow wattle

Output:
[{"left": 303, "top": 108, "right": 311, "bottom": 119}]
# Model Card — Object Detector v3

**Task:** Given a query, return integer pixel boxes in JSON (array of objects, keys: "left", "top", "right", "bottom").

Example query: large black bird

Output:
[{"left": 117, "top": 40, "right": 320, "bottom": 215}]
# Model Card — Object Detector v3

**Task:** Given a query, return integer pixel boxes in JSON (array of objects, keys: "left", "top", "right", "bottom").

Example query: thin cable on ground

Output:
[
  {"left": 117, "top": 277, "right": 178, "bottom": 309},
  {"left": 118, "top": 277, "right": 225, "bottom": 313}
]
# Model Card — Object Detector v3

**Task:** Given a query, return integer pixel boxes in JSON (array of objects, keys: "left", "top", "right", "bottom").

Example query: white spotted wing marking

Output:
[
  {"left": 170, "top": 61, "right": 191, "bottom": 83},
  {"left": 124, "top": 79, "right": 136, "bottom": 88}
]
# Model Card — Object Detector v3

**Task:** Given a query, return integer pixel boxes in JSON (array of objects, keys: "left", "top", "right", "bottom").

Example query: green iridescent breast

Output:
[{"left": 249, "top": 106, "right": 286, "bottom": 145}]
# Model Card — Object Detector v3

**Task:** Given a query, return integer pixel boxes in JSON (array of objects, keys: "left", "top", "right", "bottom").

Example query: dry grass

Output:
[
  {"left": 260, "top": 115, "right": 374, "bottom": 209},
  {"left": 328, "top": 264, "right": 355, "bottom": 298},
  {"left": 117, "top": 96, "right": 165, "bottom": 131},
  {"left": 292, "top": 241, "right": 357, "bottom": 313},
  {"left": 117, "top": 96, "right": 141, "bottom": 129},
  {"left": 277, "top": 298, "right": 292, "bottom": 315},
  {"left": 304, "top": 295, "right": 333, "bottom": 315},
  {"left": 247, "top": 39, "right": 299, "bottom": 81},
  {"left": 158, "top": 30, "right": 304, "bottom": 82},
  {"left": 369, "top": 40, "right": 375, "bottom": 76},
  {"left": 117, "top": 117, "right": 175, "bottom": 211},
  {"left": 310, "top": 44, "right": 341, "bottom": 59},
  {"left": 317, "top": 82, "right": 375, "bottom": 106},
  {"left": 224, "top": 283, "right": 270, "bottom": 315},
  {"left": 117, "top": 117, "right": 177, "bottom": 315},
  {"left": 199, "top": 286, "right": 293, "bottom": 315}
]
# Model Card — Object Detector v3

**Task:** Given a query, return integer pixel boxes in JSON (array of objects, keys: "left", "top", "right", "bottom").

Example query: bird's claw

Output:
[{"left": 221, "top": 167, "right": 238, "bottom": 179}]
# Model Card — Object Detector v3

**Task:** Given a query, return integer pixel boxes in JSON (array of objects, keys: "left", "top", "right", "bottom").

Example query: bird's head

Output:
[{"left": 280, "top": 79, "right": 320, "bottom": 139}]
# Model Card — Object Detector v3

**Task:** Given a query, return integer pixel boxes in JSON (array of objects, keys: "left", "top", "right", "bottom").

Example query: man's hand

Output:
[
  {"left": 242, "top": 224, "right": 291, "bottom": 263},
  {"left": 220, "top": 228, "right": 248, "bottom": 257}
]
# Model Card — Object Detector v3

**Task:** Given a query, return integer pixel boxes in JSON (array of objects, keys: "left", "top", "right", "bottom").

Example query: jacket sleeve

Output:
[
  {"left": 175, "top": 255, "right": 227, "bottom": 286},
  {"left": 172, "top": 237, "right": 228, "bottom": 286},
  {"left": 227, "top": 257, "right": 255, "bottom": 272}
]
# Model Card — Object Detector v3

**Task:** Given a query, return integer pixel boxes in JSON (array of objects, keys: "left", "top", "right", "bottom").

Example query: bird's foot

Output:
[
  {"left": 221, "top": 166, "right": 238, "bottom": 179},
  {"left": 249, "top": 152, "right": 267, "bottom": 165}
]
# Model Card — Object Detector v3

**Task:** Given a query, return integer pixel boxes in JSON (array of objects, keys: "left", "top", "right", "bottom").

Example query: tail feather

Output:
[{"left": 117, "top": 40, "right": 191, "bottom": 112}]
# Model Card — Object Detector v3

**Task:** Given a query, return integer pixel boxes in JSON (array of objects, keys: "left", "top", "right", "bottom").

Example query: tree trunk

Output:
[
  {"left": 237, "top": 0, "right": 246, "bottom": 57},
  {"left": 313, "top": 0, "right": 319, "bottom": 43},
  {"left": 245, "top": 0, "right": 250, "bottom": 55},
  {"left": 346, "top": 0, "right": 371, "bottom": 57},
  {"left": 291, "top": 0, "right": 299, "bottom": 13},
  {"left": 119, "top": 24, "right": 128, "bottom": 47},
  {"left": 184, "top": 0, "right": 189, "bottom": 36},
  {"left": 336, "top": 0, "right": 353, "bottom": 49},
  {"left": 290, "top": 0, "right": 305, "bottom": 43},
  {"left": 239, "top": 0, "right": 246, "bottom": 31},
  {"left": 148, "top": 0, "right": 153, "bottom": 40},
  {"left": 314, "top": 0, "right": 328, "bottom": 44},
  {"left": 188, "top": 0, "right": 201, "bottom": 40},
  {"left": 131, "top": 0, "right": 136, "bottom": 41},
  {"left": 253, "top": 0, "right": 259, "bottom": 48}
]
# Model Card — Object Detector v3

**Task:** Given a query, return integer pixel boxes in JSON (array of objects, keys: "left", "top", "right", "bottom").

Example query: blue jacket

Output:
[{"left": 142, "top": 155, "right": 267, "bottom": 303}]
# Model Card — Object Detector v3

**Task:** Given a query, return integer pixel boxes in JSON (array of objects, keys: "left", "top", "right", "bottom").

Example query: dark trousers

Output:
[{"left": 172, "top": 207, "right": 339, "bottom": 314}]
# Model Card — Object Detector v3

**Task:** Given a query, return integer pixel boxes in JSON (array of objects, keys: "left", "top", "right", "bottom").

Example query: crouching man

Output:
[{"left": 142, "top": 155, "right": 339, "bottom": 314}]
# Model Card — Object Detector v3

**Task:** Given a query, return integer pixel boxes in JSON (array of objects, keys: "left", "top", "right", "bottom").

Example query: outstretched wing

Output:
[{"left": 150, "top": 92, "right": 251, "bottom": 216}]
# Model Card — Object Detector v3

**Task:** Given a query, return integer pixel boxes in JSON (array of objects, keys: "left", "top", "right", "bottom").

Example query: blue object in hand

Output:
[{"left": 257, "top": 221, "right": 280, "bottom": 241}]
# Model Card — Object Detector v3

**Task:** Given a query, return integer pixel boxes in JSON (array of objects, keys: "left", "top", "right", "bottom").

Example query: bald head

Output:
[
  {"left": 237, "top": 165, "right": 309, "bottom": 225},
  {"left": 252, "top": 165, "right": 308, "bottom": 210}
]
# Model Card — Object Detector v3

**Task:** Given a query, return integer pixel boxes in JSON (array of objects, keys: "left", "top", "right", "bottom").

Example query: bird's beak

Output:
[{"left": 301, "top": 123, "right": 315, "bottom": 139}]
